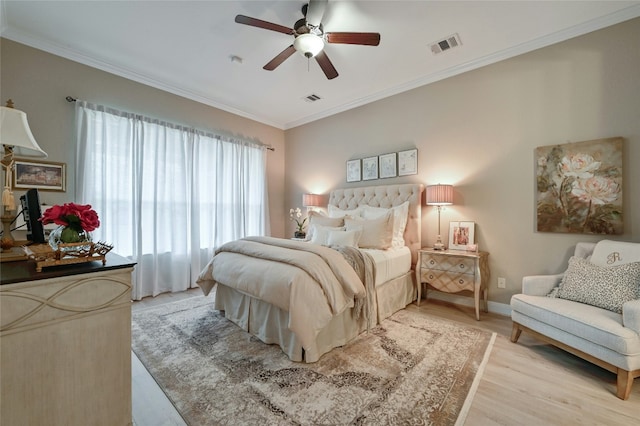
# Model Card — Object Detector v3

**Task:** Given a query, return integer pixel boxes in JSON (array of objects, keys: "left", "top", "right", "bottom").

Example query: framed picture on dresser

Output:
[
  {"left": 449, "top": 221, "right": 475, "bottom": 250},
  {"left": 13, "top": 159, "right": 66, "bottom": 192}
]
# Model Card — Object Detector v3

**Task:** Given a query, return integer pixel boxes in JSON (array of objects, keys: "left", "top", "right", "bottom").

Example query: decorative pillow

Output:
[
  {"left": 327, "top": 229, "right": 362, "bottom": 248},
  {"left": 310, "top": 225, "right": 345, "bottom": 245},
  {"left": 360, "top": 202, "right": 409, "bottom": 248},
  {"left": 328, "top": 205, "right": 362, "bottom": 219},
  {"left": 344, "top": 212, "right": 393, "bottom": 250},
  {"left": 556, "top": 256, "right": 640, "bottom": 313},
  {"left": 306, "top": 211, "right": 344, "bottom": 241},
  {"left": 590, "top": 240, "right": 640, "bottom": 267}
]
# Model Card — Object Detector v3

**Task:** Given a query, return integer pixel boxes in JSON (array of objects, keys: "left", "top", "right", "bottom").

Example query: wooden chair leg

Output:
[
  {"left": 510, "top": 322, "right": 522, "bottom": 343},
  {"left": 616, "top": 369, "right": 633, "bottom": 400}
]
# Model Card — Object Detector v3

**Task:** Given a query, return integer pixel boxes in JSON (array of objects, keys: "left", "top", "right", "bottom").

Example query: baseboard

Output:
[{"left": 425, "top": 291, "right": 512, "bottom": 317}]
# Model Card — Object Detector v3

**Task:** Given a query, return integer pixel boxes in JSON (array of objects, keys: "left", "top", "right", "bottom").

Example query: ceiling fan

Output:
[{"left": 235, "top": 0, "right": 380, "bottom": 80}]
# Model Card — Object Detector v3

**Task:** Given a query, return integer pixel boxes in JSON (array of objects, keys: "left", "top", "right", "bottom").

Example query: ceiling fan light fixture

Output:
[{"left": 294, "top": 33, "right": 324, "bottom": 58}]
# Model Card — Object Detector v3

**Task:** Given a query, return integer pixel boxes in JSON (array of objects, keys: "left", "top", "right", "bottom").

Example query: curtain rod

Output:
[{"left": 65, "top": 96, "right": 274, "bottom": 151}]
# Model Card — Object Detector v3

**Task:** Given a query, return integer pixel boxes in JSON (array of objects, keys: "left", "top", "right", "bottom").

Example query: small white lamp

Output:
[
  {"left": 426, "top": 184, "right": 453, "bottom": 250},
  {"left": 1, "top": 100, "right": 48, "bottom": 250}
]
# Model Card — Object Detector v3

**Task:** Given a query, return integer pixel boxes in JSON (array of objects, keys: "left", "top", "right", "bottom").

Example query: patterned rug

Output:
[{"left": 131, "top": 296, "right": 495, "bottom": 425}]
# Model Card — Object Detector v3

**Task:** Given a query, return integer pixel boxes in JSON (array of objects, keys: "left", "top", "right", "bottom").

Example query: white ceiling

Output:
[{"left": 2, "top": 1, "right": 639, "bottom": 129}]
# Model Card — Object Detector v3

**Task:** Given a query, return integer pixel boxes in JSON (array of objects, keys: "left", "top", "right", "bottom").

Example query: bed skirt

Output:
[
  {"left": 215, "top": 284, "right": 368, "bottom": 362},
  {"left": 375, "top": 271, "right": 415, "bottom": 322},
  {"left": 213, "top": 270, "right": 416, "bottom": 362}
]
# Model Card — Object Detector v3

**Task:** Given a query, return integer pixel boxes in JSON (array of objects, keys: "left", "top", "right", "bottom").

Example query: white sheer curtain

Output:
[{"left": 75, "top": 101, "right": 269, "bottom": 300}]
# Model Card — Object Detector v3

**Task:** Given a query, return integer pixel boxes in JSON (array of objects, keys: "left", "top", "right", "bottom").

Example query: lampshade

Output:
[
  {"left": 426, "top": 184, "right": 453, "bottom": 206},
  {"left": 0, "top": 106, "right": 47, "bottom": 158},
  {"left": 302, "top": 193, "right": 325, "bottom": 208},
  {"left": 294, "top": 33, "right": 324, "bottom": 58}
]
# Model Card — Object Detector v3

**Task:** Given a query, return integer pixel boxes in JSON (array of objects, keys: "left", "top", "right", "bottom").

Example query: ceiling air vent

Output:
[
  {"left": 303, "top": 94, "right": 322, "bottom": 103},
  {"left": 429, "top": 33, "right": 462, "bottom": 55}
]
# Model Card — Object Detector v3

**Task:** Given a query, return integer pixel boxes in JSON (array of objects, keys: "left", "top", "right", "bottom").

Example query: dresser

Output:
[
  {"left": 0, "top": 253, "right": 135, "bottom": 426},
  {"left": 416, "top": 248, "right": 490, "bottom": 320}
]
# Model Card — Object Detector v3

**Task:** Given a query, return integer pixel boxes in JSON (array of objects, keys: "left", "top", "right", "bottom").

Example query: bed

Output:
[{"left": 197, "top": 183, "right": 424, "bottom": 362}]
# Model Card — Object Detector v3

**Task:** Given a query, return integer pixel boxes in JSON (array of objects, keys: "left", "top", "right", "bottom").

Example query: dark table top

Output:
[{"left": 1, "top": 252, "right": 136, "bottom": 285}]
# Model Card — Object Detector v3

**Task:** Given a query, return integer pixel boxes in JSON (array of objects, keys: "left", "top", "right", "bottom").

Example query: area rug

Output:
[{"left": 131, "top": 296, "right": 496, "bottom": 425}]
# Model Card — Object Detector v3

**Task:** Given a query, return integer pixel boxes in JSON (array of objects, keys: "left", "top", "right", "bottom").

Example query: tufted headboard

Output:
[{"left": 328, "top": 183, "right": 424, "bottom": 268}]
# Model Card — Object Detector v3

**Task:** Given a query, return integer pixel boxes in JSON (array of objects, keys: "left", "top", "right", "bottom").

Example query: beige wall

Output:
[
  {"left": 3, "top": 19, "right": 639, "bottom": 306},
  {"left": 0, "top": 39, "right": 287, "bottom": 238},
  {"left": 285, "top": 18, "right": 640, "bottom": 305}
]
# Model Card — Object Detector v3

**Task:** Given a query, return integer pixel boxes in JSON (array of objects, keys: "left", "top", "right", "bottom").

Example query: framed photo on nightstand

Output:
[{"left": 449, "top": 221, "right": 475, "bottom": 250}]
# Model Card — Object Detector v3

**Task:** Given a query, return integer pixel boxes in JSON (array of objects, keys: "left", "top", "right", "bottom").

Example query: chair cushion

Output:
[
  {"left": 555, "top": 256, "right": 640, "bottom": 313},
  {"left": 511, "top": 294, "right": 640, "bottom": 356}
]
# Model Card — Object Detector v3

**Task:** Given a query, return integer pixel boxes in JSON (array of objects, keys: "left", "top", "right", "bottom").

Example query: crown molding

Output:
[
  {"left": 283, "top": 4, "right": 640, "bottom": 129},
  {"left": 1, "top": 28, "right": 284, "bottom": 129},
  {"left": 3, "top": 4, "right": 639, "bottom": 131}
]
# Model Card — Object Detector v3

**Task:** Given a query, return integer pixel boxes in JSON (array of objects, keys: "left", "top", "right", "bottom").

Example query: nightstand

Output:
[{"left": 416, "top": 248, "right": 490, "bottom": 320}]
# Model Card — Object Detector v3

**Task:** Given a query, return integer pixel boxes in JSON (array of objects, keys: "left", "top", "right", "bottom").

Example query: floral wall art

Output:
[{"left": 536, "top": 137, "right": 623, "bottom": 235}]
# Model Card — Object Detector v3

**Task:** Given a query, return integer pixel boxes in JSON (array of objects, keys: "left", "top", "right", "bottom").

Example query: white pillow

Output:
[
  {"left": 310, "top": 225, "right": 345, "bottom": 245},
  {"left": 327, "top": 229, "right": 362, "bottom": 248},
  {"left": 360, "top": 201, "right": 409, "bottom": 248},
  {"left": 344, "top": 212, "right": 393, "bottom": 250},
  {"left": 328, "top": 204, "right": 362, "bottom": 219},
  {"left": 306, "top": 210, "right": 344, "bottom": 241}
]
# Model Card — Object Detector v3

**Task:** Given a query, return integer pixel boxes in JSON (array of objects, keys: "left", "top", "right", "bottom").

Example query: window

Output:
[{"left": 75, "top": 101, "right": 269, "bottom": 299}]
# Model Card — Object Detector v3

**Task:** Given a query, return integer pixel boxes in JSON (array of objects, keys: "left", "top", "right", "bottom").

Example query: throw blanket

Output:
[
  {"left": 196, "top": 237, "right": 368, "bottom": 352},
  {"left": 331, "top": 245, "right": 377, "bottom": 330}
]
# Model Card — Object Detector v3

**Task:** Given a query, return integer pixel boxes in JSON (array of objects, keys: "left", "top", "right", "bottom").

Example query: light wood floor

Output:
[{"left": 131, "top": 288, "right": 639, "bottom": 425}]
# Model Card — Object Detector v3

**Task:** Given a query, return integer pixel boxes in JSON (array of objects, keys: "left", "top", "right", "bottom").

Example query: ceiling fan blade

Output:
[
  {"left": 263, "top": 45, "right": 296, "bottom": 71},
  {"left": 235, "top": 15, "right": 294, "bottom": 35},
  {"left": 326, "top": 32, "right": 381, "bottom": 46},
  {"left": 315, "top": 51, "right": 338, "bottom": 80},
  {"left": 305, "top": 0, "right": 327, "bottom": 27}
]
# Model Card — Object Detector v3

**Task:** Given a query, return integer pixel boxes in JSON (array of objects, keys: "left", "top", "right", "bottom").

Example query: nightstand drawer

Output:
[
  {"left": 421, "top": 254, "right": 475, "bottom": 274},
  {"left": 421, "top": 270, "right": 474, "bottom": 292}
]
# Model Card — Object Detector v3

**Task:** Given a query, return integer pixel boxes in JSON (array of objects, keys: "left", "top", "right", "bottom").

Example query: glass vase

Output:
[{"left": 48, "top": 225, "right": 93, "bottom": 252}]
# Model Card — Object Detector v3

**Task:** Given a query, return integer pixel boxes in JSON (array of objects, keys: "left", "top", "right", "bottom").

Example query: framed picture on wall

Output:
[
  {"left": 398, "top": 148, "right": 418, "bottom": 176},
  {"left": 449, "top": 221, "right": 475, "bottom": 250},
  {"left": 346, "top": 159, "right": 361, "bottom": 182},
  {"left": 535, "top": 137, "right": 623, "bottom": 235},
  {"left": 12, "top": 159, "right": 66, "bottom": 192},
  {"left": 362, "top": 156, "right": 379, "bottom": 180},
  {"left": 379, "top": 153, "right": 397, "bottom": 179}
]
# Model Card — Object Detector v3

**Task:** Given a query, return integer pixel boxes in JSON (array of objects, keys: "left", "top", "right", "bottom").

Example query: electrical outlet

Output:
[{"left": 497, "top": 277, "right": 506, "bottom": 289}]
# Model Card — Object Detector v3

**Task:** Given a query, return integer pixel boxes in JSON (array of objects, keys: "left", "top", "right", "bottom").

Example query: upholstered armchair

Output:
[{"left": 511, "top": 241, "right": 640, "bottom": 400}]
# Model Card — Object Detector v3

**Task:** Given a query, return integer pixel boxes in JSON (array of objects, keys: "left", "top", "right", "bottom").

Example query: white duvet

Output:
[{"left": 196, "top": 236, "right": 367, "bottom": 351}]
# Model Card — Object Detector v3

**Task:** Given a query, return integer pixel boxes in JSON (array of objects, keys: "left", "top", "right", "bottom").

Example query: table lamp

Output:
[
  {"left": 1, "top": 100, "right": 48, "bottom": 250},
  {"left": 302, "top": 193, "right": 325, "bottom": 212},
  {"left": 426, "top": 184, "right": 453, "bottom": 250}
]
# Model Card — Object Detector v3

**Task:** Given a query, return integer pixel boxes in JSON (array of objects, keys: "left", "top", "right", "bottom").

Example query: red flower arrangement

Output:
[{"left": 40, "top": 203, "right": 100, "bottom": 243}]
